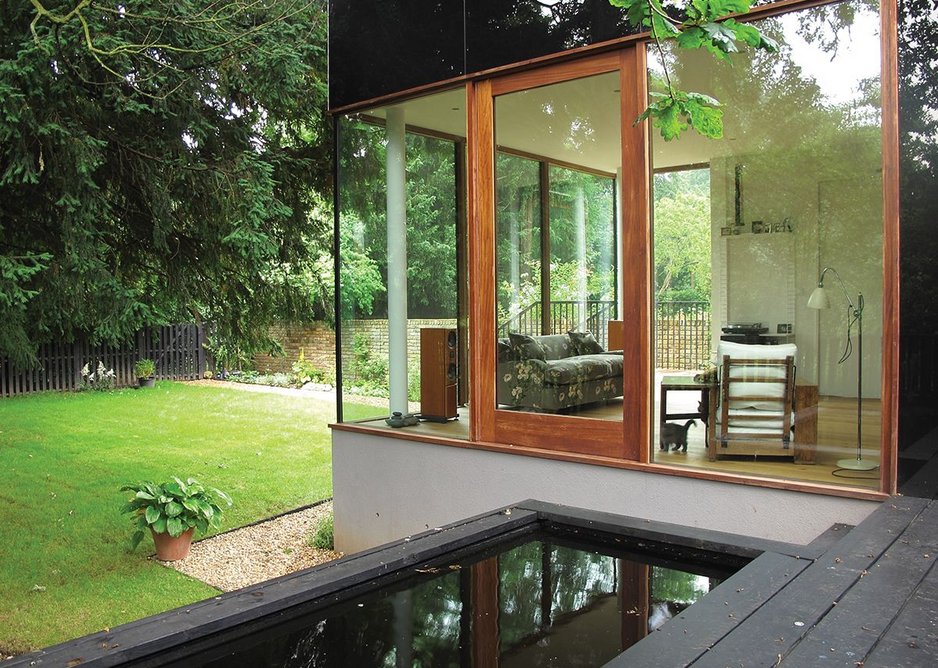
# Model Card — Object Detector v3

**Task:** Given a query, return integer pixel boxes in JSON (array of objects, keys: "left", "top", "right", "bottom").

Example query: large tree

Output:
[{"left": 0, "top": 1, "right": 330, "bottom": 367}]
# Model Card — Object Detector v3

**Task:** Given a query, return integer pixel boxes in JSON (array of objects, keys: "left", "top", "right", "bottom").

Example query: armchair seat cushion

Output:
[
  {"left": 716, "top": 407, "right": 795, "bottom": 431},
  {"left": 711, "top": 341, "right": 797, "bottom": 459}
]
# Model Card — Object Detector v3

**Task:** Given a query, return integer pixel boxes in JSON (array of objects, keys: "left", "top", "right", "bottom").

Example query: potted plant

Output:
[
  {"left": 134, "top": 358, "right": 156, "bottom": 388},
  {"left": 120, "top": 477, "right": 232, "bottom": 561}
]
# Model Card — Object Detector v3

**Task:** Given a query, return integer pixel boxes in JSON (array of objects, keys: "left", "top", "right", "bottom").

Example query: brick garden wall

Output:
[
  {"left": 253, "top": 322, "right": 337, "bottom": 376},
  {"left": 253, "top": 319, "right": 459, "bottom": 382}
]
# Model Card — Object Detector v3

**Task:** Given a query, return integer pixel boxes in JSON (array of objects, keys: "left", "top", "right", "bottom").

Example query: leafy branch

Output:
[
  {"left": 27, "top": 0, "right": 318, "bottom": 98},
  {"left": 609, "top": 0, "right": 779, "bottom": 140}
]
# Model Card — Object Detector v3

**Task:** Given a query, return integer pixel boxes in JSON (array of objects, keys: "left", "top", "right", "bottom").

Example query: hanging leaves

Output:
[{"left": 609, "top": 0, "right": 779, "bottom": 141}]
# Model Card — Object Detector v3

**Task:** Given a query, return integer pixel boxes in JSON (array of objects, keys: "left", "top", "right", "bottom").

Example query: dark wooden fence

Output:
[{"left": 0, "top": 324, "right": 207, "bottom": 398}]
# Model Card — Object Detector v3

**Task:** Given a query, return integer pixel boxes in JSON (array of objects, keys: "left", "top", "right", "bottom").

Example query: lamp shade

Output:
[{"left": 807, "top": 286, "right": 831, "bottom": 310}]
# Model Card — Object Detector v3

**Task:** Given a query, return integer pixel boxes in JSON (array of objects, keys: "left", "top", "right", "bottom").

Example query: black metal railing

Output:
[
  {"left": 655, "top": 300, "right": 711, "bottom": 370},
  {"left": 499, "top": 300, "right": 616, "bottom": 349},
  {"left": 498, "top": 299, "right": 710, "bottom": 368}
]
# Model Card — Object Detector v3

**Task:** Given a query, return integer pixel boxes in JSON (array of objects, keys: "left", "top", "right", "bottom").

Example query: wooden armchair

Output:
[{"left": 709, "top": 342, "right": 797, "bottom": 461}]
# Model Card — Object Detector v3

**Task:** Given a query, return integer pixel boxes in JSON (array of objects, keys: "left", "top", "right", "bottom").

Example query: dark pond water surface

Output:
[{"left": 160, "top": 531, "right": 735, "bottom": 667}]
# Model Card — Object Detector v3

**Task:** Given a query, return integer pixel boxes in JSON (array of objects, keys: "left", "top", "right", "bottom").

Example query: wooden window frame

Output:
[{"left": 336, "top": 0, "right": 899, "bottom": 498}]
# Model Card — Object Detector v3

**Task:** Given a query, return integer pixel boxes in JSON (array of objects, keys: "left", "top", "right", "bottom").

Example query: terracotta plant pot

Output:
[
  {"left": 138, "top": 377, "right": 156, "bottom": 388},
  {"left": 151, "top": 528, "right": 194, "bottom": 561}
]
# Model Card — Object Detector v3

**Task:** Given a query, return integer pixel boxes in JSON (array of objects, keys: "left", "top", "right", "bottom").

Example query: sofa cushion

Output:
[
  {"left": 508, "top": 333, "right": 546, "bottom": 361},
  {"left": 568, "top": 330, "right": 604, "bottom": 355},
  {"left": 536, "top": 333, "right": 576, "bottom": 360},
  {"left": 544, "top": 353, "right": 623, "bottom": 385}
]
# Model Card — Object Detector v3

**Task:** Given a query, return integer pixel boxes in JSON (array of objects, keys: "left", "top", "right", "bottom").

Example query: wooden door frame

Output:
[{"left": 468, "top": 48, "right": 649, "bottom": 458}]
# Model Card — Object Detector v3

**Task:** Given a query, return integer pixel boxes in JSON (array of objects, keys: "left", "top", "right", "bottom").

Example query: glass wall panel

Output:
[
  {"left": 494, "top": 71, "right": 622, "bottom": 419},
  {"left": 649, "top": 0, "right": 882, "bottom": 489},
  {"left": 549, "top": 166, "right": 617, "bottom": 349},
  {"left": 495, "top": 154, "right": 542, "bottom": 334},
  {"left": 329, "top": 0, "right": 464, "bottom": 109},
  {"left": 897, "top": 4, "right": 938, "bottom": 495},
  {"left": 466, "top": 0, "right": 639, "bottom": 74},
  {"left": 337, "top": 89, "right": 467, "bottom": 437}
]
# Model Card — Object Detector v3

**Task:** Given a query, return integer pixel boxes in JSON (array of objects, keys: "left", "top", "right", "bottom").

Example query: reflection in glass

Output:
[
  {"left": 649, "top": 0, "right": 883, "bottom": 490},
  {"left": 494, "top": 72, "right": 623, "bottom": 419},
  {"left": 897, "top": 3, "right": 938, "bottom": 494},
  {"left": 336, "top": 90, "right": 466, "bottom": 433},
  {"left": 549, "top": 167, "right": 617, "bottom": 340},
  {"left": 329, "top": 0, "right": 464, "bottom": 108},
  {"left": 466, "top": 0, "right": 639, "bottom": 74}
]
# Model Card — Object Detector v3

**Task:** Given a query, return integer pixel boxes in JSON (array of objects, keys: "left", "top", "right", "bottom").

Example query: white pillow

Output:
[
  {"left": 716, "top": 342, "right": 796, "bottom": 410},
  {"left": 717, "top": 341, "right": 797, "bottom": 363}
]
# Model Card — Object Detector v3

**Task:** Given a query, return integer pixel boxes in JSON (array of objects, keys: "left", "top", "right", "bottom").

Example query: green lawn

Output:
[{"left": 0, "top": 381, "right": 360, "bottom": 655}]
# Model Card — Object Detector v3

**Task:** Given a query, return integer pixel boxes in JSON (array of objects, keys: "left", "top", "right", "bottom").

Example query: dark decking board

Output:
[
  {"left": 681, "top": 498, "right": 925, "bottom": 667},
  {"left": 9, "top": 498, "right": 938, "bottom": 668},
  {"left": 864, "top": 563, "right": 938, "bottom": 667},
  {"left": 607, "top": 497, "right": 938, "bottom": 667},
  {"left": 783, "top": 501, "right": 938, "bottom": 666},
  {"left": 607, "top": 551, "right": 812, "bottom": 667}
]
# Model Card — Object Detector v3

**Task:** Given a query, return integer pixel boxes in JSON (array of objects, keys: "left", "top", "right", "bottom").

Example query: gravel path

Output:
[{"left": 164, "top": 501, "right": 341, "bottom": 592}]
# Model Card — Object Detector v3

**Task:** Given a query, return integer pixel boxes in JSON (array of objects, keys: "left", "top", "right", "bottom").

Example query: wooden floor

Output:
[
  {"left": 609, "top": 496, "right": 938, "bottom": 667},
  {"left": 354, "top": 381, "right": 880, "bottom": 489}
]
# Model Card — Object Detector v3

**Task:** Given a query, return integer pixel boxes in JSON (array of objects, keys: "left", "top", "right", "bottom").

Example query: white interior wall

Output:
[
  {"left": 708, "top": 142, "right": 882, "bottom": 397},
  {"left": 332, "top": 431, "right": 878, "bottom": 554},
  {"left": 816, "top": 174, "right": 883, "bottom": 398}
]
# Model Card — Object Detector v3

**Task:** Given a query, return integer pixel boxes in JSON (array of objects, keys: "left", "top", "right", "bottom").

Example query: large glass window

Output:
[
  {"left": 650, "top": 0, "right": 882, "bottom": 490},
  {"left": 494, "top": 71, "right": 622, "bottom": 420},
  {"left": 337, "top": 89, "right": 468, "bottom": 438}
]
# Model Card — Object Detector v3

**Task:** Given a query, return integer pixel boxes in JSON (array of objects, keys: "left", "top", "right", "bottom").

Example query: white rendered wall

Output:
[{"left": 332, "top": 430, "right": 879, "bottom": 554}]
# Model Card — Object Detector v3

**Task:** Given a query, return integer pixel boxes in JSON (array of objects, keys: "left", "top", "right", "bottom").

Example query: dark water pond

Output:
[{"left": 156, "top": 531, "right": 735, "bottom": 667}]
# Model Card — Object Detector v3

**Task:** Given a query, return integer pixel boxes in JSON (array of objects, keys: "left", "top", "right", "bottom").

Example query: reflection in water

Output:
[{"left": 177, "top": 535, "right": 726, "bottom": 668}]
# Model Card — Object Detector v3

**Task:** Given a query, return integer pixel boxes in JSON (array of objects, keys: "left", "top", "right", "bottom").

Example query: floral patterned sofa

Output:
[{"left": 497, "top": 332, "right": 624, "bottom": 412}]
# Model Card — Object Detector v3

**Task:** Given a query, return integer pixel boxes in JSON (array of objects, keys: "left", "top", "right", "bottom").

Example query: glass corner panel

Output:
[
  {"left": 648, "top": 0, "right": 883, "bottom": 490},
  {"left": 337, "top": 90, "right": 468, "bottom": 439}
]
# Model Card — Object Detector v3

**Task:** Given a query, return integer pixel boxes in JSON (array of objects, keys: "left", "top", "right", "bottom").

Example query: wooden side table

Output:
[{"left": 659, "top": 375, "right": 718, "bottom": 447}]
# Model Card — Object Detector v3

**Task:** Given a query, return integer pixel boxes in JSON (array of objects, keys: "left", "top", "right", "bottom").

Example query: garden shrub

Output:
[
  {"left": 347, "top": 333, "right": 389, "bottom": 397},
  {"left": 290, "top": 349, "right": 332, "bottom": 387},
  {"left": 310, "top": 512, "right": 334, "bottom": 550}
]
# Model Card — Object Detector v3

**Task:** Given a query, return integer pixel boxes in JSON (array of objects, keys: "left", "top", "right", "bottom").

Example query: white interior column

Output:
[
  {"left": 575, "top": 185, "right": 588, "bottom": 321},
  {"left": 386, "top": 107, "right": 408, "bottom": 415},
  {"left": 616, "top": 167, "right": 624, "bottom": 318},
  {"left": 510, "top": 205, "right": 521, "bottom": 307}
]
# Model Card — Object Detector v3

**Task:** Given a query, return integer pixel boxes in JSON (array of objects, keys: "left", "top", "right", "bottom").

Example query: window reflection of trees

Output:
[
  {"left": 495, "top": 153, "right": 617, "bottom": 336},
  {"left": 897, "top": 1, "right": 938, "bottom": 479}
]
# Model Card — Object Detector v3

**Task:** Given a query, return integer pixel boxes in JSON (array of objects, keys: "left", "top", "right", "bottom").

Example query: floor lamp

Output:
[{"left": 807, "top": 267, "right": 878, "bottom": 471}]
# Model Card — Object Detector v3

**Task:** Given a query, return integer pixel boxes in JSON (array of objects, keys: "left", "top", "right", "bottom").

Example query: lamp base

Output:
[{"left": 836, "top": 457, "right": 879, "bottom": 471}]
